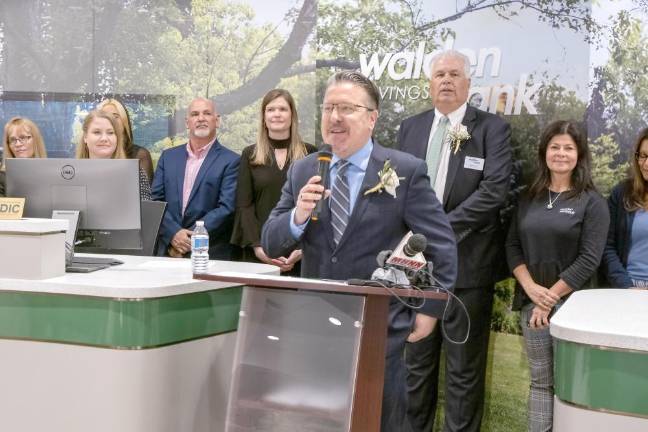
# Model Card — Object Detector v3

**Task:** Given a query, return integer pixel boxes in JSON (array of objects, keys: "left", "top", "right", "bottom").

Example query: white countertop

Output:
[
  {"left": 550, "top": 289, "right": 648, "bottom": 351},
  {"left": 0, "top": 254, "right": 279, "bottom": 298}
]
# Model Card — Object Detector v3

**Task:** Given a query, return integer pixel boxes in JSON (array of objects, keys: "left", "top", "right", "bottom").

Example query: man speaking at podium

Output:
[{"left": 261, "top": 71, "right": 457, "bottom": 431}]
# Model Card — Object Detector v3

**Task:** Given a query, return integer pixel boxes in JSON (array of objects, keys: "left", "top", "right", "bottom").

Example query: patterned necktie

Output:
[
  {"left": 330, "top": 160, "right": 351, "bottom": 246},
  {"left": 426, "top": 115, "right": 449, "bottom": 184}
]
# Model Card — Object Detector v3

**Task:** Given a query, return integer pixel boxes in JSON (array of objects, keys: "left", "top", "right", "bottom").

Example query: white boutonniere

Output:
[
  {"left": 364, "top": 159, "right": 404, "bottom": 198},
  {"left": 448, "top": 124, "right": 471, "bottom": 154}
]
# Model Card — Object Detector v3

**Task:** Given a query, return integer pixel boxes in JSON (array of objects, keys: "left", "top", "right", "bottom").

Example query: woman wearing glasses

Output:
[
  {"left": 231, "top": 89, "right": 316, "bottom": 273},
  {"left": 602, "top": 128, "right": 648, "bottom": 288},
  {"left": 506, "top": 120, "right": 609, "bottom": 431},
  {"left": 97, "top": 98, "right": 154, "bottom": 182},
  {"left": 1, "top": 117, "right": 48, "bottom": 196}
]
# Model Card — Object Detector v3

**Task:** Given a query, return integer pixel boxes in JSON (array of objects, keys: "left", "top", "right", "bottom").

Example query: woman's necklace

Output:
[{"left": 547, "top": 189, "right": 562, "bottom": 210}]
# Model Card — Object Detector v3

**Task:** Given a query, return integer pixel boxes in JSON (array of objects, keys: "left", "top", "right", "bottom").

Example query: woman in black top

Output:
[
  {"left": 98, "top": 98, "right": 154, "bottom": 182},
  {"left": 506, "top": 120, "right": 609, "bottom": 431},
  {"left": 231, "top": 89, "right": 317, "bottom": 273}
]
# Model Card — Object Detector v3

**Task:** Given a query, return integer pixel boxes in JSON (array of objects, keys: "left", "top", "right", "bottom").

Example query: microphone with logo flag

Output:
[{"left": 369, "top": 232, "right": 428, "bottom": 286}]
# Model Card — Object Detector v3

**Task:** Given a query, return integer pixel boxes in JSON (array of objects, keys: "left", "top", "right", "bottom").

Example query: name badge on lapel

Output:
[{"left": 464, "top": 156, "right": 484, "bottom": 171}]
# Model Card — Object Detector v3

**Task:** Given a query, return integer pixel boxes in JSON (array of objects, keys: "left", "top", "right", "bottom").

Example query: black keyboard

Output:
[{"left": 65, "top": 263, "right": 110, "bottom": 273}]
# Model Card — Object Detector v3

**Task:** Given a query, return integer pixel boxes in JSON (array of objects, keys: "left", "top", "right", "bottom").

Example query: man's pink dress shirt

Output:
[{"left": 182, "top": 140, "right": 214, "bottom": 215}]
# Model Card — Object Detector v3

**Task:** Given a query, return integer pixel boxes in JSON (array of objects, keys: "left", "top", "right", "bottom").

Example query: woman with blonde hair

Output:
[
  {"left": 231, "top": 89, "right": 317, "bottom": 273},
  {"left": 97, "top": 98, "right": 154, "bottom": 181},
  {"left": 1, "top": 117, "right": 48, "bottom": 196},
  {"left": 76, "top": 110, "right": 150, "bottom": 200},
  {"left": 602, "top": 127, "right": 648, "bottom": 288}
]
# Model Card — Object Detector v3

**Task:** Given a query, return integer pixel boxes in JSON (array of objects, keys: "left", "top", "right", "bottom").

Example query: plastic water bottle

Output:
[{"left": 191, "top": 220, "right": 209, "bottom": 274}]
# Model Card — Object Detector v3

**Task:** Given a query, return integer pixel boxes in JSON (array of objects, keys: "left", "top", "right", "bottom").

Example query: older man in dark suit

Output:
[
  {"left": 398, "top": 50, "right": 512, "bottom": 432},
  {"left": 262, "top": 71, "right": 457, "bottom": 431}
]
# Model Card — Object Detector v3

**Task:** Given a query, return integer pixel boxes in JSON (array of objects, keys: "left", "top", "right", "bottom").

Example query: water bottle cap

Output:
[{"left": 196, "top": 220, "right": 204, "bottom": 226}]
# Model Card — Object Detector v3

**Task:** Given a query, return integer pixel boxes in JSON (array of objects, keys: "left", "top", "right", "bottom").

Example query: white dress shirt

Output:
[{"left": 428, "top": 103, "right": 467, "bottom": 202}]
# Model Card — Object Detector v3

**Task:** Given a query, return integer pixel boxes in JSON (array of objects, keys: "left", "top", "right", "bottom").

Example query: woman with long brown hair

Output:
[
  {"left": 602, "top": 128, "right": 648, "bottom": 288},
  {"left": 506, "top": 120, "right": 609, "bottom": 431},
  {"left": 231, "top": 89, "right": 316, "bottom": 273}
]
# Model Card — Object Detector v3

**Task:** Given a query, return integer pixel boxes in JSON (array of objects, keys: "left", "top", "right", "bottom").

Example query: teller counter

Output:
[
  {"left": 550, "top": 289, "right": 648, "bottom": 431},
  {"left": 0, "top": 255, "right": 277, "bottom": 432}
]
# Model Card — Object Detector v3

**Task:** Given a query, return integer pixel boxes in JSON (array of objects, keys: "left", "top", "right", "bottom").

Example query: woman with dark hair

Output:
[
  {"left": 506, "top": 120, "right": 609, "bottom": 431},
  {"left": 602, "top": 128, "right": 648, "bottom": 288},
  {"left": 97, "top": 98, "right": 154, "bottom": 182},
  {"left": 231, "top": 89, "right": 317, "bottom": 273}
]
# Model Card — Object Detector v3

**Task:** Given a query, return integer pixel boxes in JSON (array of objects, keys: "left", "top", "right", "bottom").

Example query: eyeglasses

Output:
[
  {"left": 320, "top": 103, "right": 375, "bottom": 116},
  {"left": 636, "top": 152, "right": 648, "bottom": 163},
  {"left": 8, "top": 135, "right": 32, "bottom": 145}
]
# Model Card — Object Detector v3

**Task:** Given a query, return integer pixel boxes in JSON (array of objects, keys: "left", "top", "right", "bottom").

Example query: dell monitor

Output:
[{"left": 6, "top": 158, "right": 142, "bottom": 250}]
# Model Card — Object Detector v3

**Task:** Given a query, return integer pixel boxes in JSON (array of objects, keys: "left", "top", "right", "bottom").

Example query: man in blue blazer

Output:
[
  {"left": 398, "top": 50, "right": 512, "bottom": 432},
  {"left": 262, "top": 71, "right": 457, "bottom": 431},
  {"left": 152, "top": 97, "right": 240, "bottom": 259}
]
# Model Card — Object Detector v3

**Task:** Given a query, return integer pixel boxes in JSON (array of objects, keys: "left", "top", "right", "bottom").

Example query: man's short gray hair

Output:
[
  {"left": 325, "top": 70, "right": 381, "bottom": 111},
  {"left": 428, "top": 50, "right": 471, "bottom": 77}
]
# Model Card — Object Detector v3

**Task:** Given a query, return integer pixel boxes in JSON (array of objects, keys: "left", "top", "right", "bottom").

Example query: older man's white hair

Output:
[{"left": 428, "top": 50, "right": 471, "bottom": 77}]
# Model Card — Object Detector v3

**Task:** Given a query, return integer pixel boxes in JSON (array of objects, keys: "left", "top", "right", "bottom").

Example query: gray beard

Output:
[{"left": 193, "top": 129, "right": 211, "bottom": 138}]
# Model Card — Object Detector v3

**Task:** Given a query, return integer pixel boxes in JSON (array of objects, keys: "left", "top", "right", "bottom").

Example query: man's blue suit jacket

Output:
[
  {"left": 151, "top": 140, "right": 240, "bottom": 259},
  {"left": 261, "top": 142, "right": 457, "bottom": 322}
]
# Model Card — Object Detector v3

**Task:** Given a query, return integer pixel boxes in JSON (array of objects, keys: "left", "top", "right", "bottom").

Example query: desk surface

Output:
[
  {"left": 0, "top": 254, "right": 277, "bottom": 298},
  {"left": 551, "top": 289, "right": 648, "bottom": 351}
]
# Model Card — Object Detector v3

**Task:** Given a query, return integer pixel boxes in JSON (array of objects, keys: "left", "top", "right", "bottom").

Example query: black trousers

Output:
[{"left": 405, "top": 287, "right": 494, "bottom": 432}]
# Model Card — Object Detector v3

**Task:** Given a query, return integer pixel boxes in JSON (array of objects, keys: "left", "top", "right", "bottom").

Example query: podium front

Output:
[{"left": 196, "top": 272, "right": 447, "bottom": 432}]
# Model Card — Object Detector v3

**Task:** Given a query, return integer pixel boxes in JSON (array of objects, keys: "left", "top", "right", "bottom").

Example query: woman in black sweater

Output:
[
  {"left": 231, "top": 89, "right": 316, "bottom": 273},
  {"left": 506, "top": 120, "right": 609, "bottom": 431}
]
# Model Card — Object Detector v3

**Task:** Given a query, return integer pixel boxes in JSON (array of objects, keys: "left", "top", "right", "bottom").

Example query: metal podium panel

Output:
[{"left": 226, "top": 287, "right": 366, "bottom": 432}]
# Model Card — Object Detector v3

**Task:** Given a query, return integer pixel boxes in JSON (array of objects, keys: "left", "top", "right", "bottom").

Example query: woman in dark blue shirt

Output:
[
  {"left": 506, "top": 120, "right": 609, "bottom": 431},
  {"left": 602, "top": 128, "right": 648, "bottom": 288}
]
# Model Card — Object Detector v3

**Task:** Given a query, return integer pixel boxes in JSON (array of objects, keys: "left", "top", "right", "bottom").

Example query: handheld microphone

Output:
[
  {"left": 311, "top": 144, "right": 332, "bottom": 221},
  {"left": 385, "top": 232, "right": 427, "bottom": 272},
  {"left": 369, "top": 232, "right": 428, "bottom": 286}
]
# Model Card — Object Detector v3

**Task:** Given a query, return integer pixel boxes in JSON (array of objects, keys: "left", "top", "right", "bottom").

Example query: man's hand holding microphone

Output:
[{"left": 294, "top": 144, "right": 332, "bottom": 225}]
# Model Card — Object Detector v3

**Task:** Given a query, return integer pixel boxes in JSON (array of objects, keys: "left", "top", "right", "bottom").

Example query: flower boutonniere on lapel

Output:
[
  {"left": 364, "top": 159, "right": 404, "bottom": 198},
  {"left": 448, "top": 124, "right": 471, "bottom": 155}
]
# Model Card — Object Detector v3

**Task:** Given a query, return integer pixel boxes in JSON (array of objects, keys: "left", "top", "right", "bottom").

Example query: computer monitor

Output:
[{"left": 6, "top": 158, "right": 142, "bottom": 250}]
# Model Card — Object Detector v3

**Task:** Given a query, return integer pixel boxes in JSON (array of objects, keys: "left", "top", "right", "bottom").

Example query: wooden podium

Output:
[{"left": 195, "top": 271, "right": 447, "bottom": 432}]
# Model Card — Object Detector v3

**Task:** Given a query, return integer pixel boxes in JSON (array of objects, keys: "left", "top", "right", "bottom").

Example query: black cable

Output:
[
  {"left": 350, "top": 267, "right": 471, "bottom": 345},
  {"left": 417, "top": 268, "right": 470, "bottom": 345}
]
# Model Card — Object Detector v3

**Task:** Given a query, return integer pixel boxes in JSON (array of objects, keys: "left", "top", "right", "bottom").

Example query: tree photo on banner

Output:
[{"left": 0, "top": 0, "right": 317, "bottom": 161}]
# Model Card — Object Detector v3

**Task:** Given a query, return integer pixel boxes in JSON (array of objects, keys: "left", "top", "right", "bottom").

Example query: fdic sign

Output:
[{"left": 0, "top": 198, "right": 25, "bottom": 219}]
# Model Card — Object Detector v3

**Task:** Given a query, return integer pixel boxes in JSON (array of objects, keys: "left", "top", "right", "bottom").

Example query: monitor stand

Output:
[{"left": 52, "top": 210, "right": 123, "bottom": 272}]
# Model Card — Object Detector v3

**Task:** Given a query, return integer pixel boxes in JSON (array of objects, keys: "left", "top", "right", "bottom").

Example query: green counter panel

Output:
[
  {"left": 554, "top": 339, "right": 648, "bottom": 417},
  {"left": 0, "top": 287, "right": 242, "bottom": 349}
]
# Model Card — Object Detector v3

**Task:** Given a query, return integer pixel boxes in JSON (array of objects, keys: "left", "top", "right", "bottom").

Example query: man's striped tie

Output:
[{"left": 330, "top": 160, "right": 350, "bottom": 246}]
